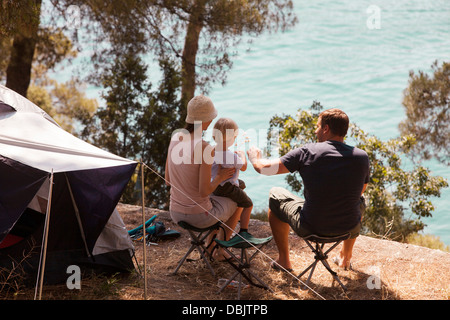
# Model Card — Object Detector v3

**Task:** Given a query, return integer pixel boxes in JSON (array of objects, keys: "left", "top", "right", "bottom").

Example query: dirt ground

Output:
[
  {"left": 5, "top": 203, "right": 448, "bottom": 301},
  {"left": 117, "top": 203, "right": 450, "bottom": 301}
]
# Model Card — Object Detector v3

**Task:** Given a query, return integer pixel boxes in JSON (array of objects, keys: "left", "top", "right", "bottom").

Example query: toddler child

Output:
[{"left": 211, "top": 118, "right": 253, "bottom": 237}]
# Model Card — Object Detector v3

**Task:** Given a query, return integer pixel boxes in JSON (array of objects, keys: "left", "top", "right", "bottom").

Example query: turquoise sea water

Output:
[
  {"left": 53, "top": 1, "right": 450, "bottom": 244},
  {"left": 205, "top": 0, "right": 450, "bottom": 245}
]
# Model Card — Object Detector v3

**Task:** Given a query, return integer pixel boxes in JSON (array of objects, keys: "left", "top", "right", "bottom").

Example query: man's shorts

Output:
[{"left": 268, "top": 187, "right": 361, "bottom": 239}]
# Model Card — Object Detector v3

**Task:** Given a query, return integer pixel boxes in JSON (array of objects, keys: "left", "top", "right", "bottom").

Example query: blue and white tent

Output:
[{"left": 0, "top": 84, "right": 137, "bottom": 283}]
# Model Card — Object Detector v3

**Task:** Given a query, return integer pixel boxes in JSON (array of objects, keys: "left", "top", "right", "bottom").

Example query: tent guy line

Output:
[{"left": 141, "top": 162, "right": 327, "bottom": 300}]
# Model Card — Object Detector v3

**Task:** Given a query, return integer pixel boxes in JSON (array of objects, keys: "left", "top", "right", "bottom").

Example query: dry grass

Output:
[{"left": 2, "top": 203, "right": 450, "bottom": 301}]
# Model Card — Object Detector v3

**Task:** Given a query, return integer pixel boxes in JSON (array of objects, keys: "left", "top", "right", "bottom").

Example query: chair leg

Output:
[
  {"left": 173, "top": 229, "right": 217, "bottom": 276},
  {"left": 237, "top": 272, "right": 243, "bottom": 300},
  {"left": 320, "top": 258, "right": 347, "bottom": 291},
  {"left": 197, "top": 242, "right": 216, "bottom": 276},
  {"left": 297, "top": 259, "right": 318, "bottom": 290},
  {"left": 172, "top": 244, "right": 197, "bottom": 275},
  {"left": 319, "top": 241, "right": 348, "bottom": 291},
  {"left": 217, "top": 246, "right": 273, "bottom": 299},
  {"left": 297, "top": 240, "right": 347, "bottom": 292}
]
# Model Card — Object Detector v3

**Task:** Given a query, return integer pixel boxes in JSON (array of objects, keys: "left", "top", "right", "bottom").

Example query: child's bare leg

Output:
[
  {"left": 209, "top": 207, "right": 243, "bottom": 261},
  {"left": 239, "top": 205, "right": 252, "bottom": 232}
]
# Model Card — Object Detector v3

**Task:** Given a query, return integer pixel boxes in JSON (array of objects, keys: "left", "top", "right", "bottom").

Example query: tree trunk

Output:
[
  {"left": 5, "top": 0, "right": 42, "bottom": 98},
  {"left": 180, "top": 0, "right": 206, "bottom": 119}
]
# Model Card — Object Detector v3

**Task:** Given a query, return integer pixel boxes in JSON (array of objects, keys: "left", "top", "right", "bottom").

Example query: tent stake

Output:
[
  {"left": 140, "top": 161, "right": 148, "bottom": 299},
  {"left": 34, "top": 170, "right": 54, "bottom": 300}
]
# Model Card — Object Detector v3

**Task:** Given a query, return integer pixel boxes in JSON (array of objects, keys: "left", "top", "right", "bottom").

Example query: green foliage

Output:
[
  {"left": 48, "top": 79, "right": 98, "bottom": 135},
  {"left": 34, "top": 27, "right": 78, "bottom": 71},
  {"left": 269, "top": 102, "right": 448, "bottom": 241},
  {"left": 81, "top": 52, "right": 183, "bottom": 208},
  {"left": 3, "top": 0, "right": 297, "bottom": 209},
  {"left": 136, "top": 58, "right": 184, "bottom": 208},
  {"left": 86, "top": 52, "right": 151, "bottom": 159},
  {"left": 251, "top": 208, "right": 269, "bottom": 222},
  {"left": 27, "top": 78, "right": 98, "bottom": 135},
  {"left": 400, "top": 60, "right": 450, "bottom": 165},
  {"left": 0, "top": 0, "right": 41, "bottom": 37},
  {"left": 63, "top": 0, "right": 296, "bottom": 208},
  {"left": 27, "top": 84, "right": 53, "bottom": 113},
  {"left": 0, "top": 22, "right": 96, "bottom": 135},
  {"left": 55, "top": 0, "right": 297, "bottom": 102},
  {"left": 406, "top": 233, "right": 449, "bottom": 252}
]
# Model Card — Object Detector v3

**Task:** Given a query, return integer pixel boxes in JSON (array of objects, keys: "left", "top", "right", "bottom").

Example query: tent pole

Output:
[
  {"left": 34, "top": 170, "right": 54, "bottom": 300},
  {"left": 65, "top": 174, "right": 92, "bottom": 260},
  {"left": 140, "top": 161, "right": 148, "bottom": 300}
]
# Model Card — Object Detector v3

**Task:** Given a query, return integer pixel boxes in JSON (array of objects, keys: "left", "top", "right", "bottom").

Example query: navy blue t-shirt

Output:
[{"left": 280, "top": 140, "right": 369, "bottom": 235}]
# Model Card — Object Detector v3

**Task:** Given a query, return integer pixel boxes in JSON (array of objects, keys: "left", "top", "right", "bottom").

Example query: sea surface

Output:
[
  {"left": 52, "top": 0, "right": 450, "bottom": 244},
  {"left": 205, "top": 0, "right": 450, "bottom": 245}
]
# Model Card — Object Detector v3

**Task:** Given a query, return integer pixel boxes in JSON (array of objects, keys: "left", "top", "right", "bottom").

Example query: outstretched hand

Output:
[
  {"left": 247, "top": 146, "right": 262, "bottom": 163},
  {"left": 235, "top": 150, "right": 246, "bottom": 160}
]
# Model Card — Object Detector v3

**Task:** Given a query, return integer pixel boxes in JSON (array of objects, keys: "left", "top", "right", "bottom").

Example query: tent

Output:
[{"left": 0, "top": 84, "right": 138, "bottom": 285}]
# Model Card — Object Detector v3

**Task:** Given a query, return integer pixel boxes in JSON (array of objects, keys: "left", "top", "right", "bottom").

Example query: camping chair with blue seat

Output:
[
  {"left": 297, "top": 232, "right": 351, "bottom": 292},
  {"left": 215, "top": 232, "right": 274, "bottom": 299},
  {"left": 172, "top": 220, "right": 223, "bottom": 276}
]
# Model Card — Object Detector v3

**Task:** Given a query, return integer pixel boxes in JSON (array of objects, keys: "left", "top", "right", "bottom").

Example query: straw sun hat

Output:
[{"left": 185, "top": 95, "right": 218, "bottom": 124}]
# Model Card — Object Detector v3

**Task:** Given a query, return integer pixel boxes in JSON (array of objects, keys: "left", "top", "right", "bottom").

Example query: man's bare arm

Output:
[{"left": 247, "top": 146, "right": 290, "bottom": 176}]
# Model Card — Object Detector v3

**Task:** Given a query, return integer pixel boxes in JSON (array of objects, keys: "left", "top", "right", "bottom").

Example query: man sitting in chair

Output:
[{"left": 247, "top": 108, "right": 369, "bottom": 272}]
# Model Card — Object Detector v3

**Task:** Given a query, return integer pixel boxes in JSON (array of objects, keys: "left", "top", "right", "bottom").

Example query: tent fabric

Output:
[
  {"left": 0, "top": 91, "right": 134, "bottom": 173},
  {"left": 0, "top": 84, "right": 138, "bottom": 283},
  {"left": 66, "top": 165, "right": 136, "bottom": 252},
  {"left": 0, "top": 84, "right": 56, "bottom": 124},
  {"left": 93, "top": 209, "right": 134, "bottom": 256},
  {"left": 0, "top": 102, "right": 15, "bottom": 113},
  {"left": 0, "top": 156, "right": 48, "bottom": 243},
  {"left": 0, "top": 112, "right": 135, "bottom": 173}
]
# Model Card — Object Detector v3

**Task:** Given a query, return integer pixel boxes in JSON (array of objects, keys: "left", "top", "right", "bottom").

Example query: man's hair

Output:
[
  {"left": 212, "top": 117, "right": 238, "bottom": 142},
  {"left": 319, "top": 108, "right": 349, "bottom": 137}
]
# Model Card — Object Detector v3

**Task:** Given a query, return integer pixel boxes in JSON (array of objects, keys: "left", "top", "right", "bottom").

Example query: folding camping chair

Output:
[
  {"left": 297, "top": 232, "right": 351, "bottom": 292},
  {"left": 172, "top": 221, "right": 223, "bottom": 276},
  {"left": 215, "top": 232, "right": 273, "bottom": 299}
]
